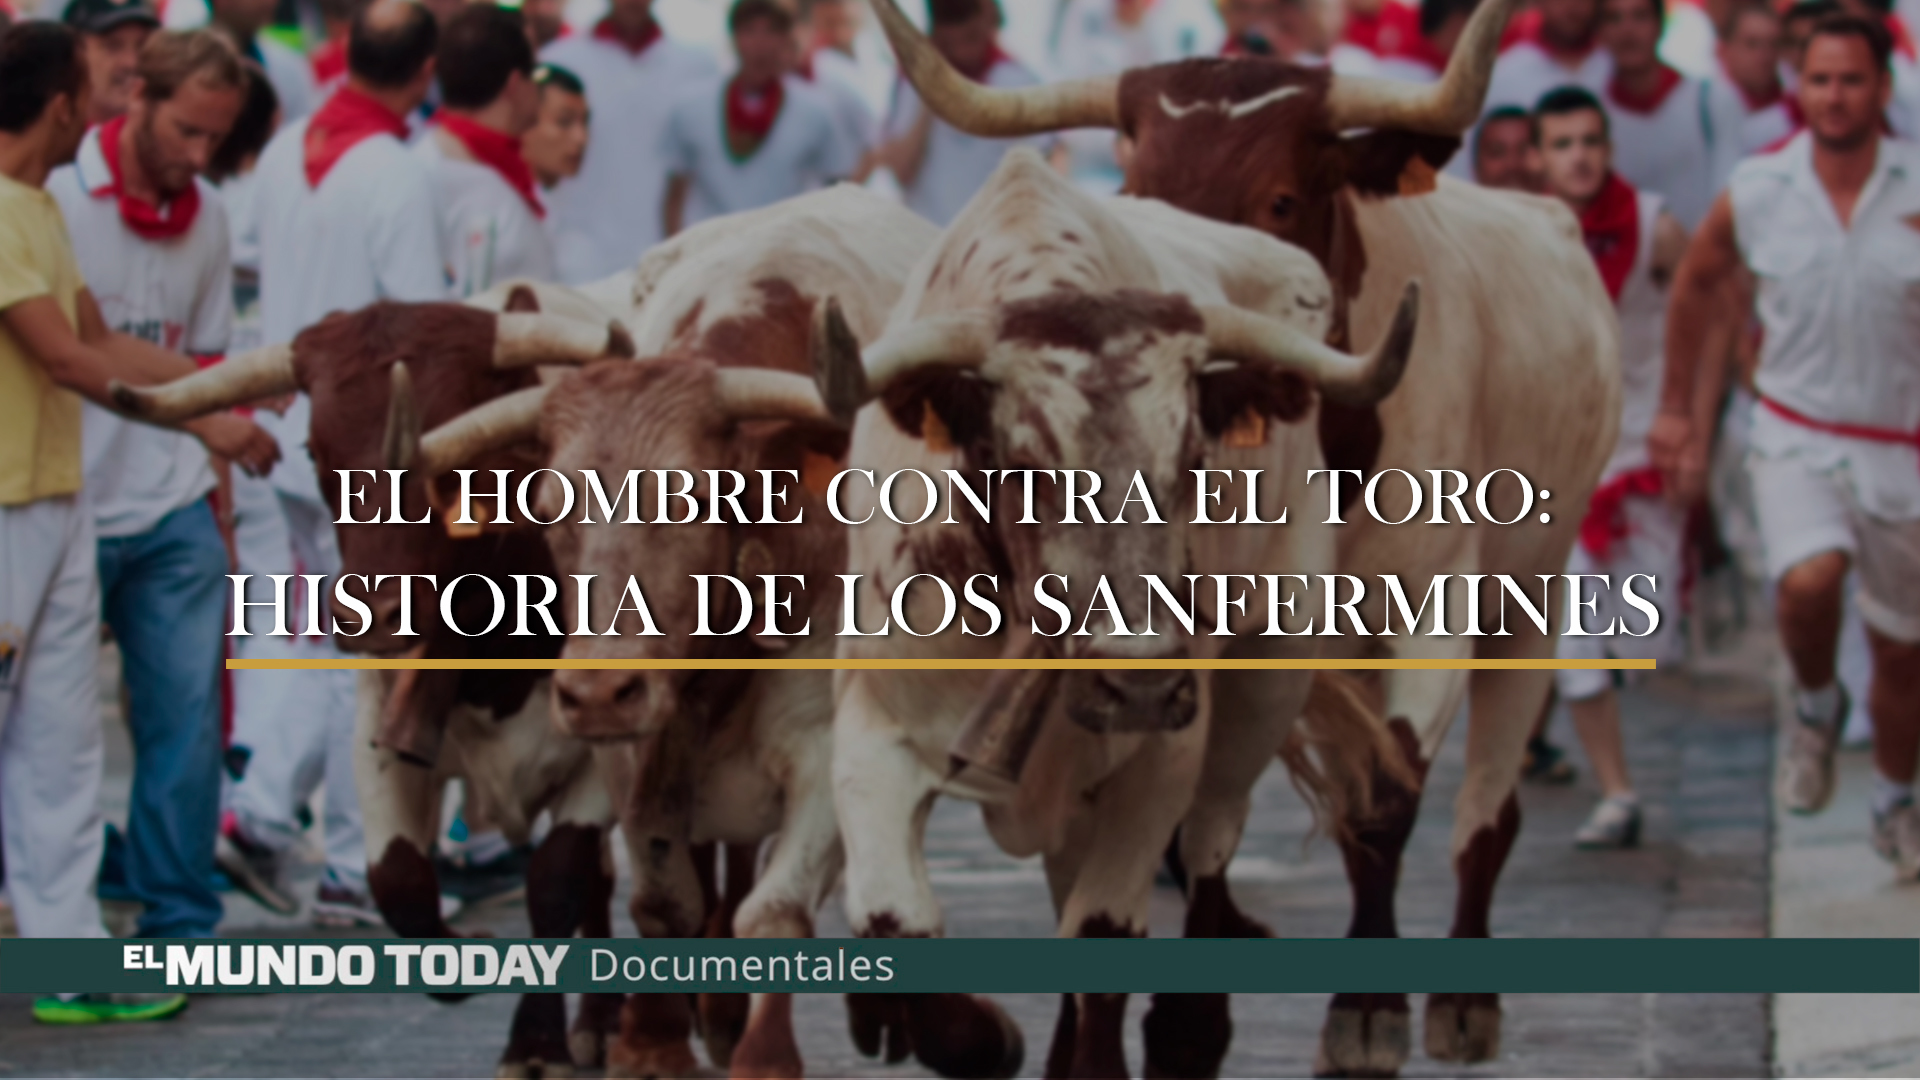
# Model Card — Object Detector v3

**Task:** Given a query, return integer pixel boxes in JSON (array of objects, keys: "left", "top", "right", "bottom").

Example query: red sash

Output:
[
  {"left": 1761, "top": 395, "right": 1920, "bottom": 472},
  {"left": 1580, "top": 466, "right": 1664, "bottom": 558}
]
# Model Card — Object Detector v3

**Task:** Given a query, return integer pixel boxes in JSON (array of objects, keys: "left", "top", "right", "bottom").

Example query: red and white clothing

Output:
[
  {"left": 1706, "top": 71, "right": 1798, "bottom": 166},
  {"left": 46, "top": 125, "right": 226, "bottom": 539},
  {"left": 310, "top": 39, "right": 349, "bottom": 102},
  {"left": 884, "top": 54, "right": 1052, "bottom": 226},
  {"left": 1339, "top": 0, "right": 1446, "bottom": 84},
  {"left": 1604, "top": 64, "right": 1740, "bottom": 230},
  {"left": 663, "top": 76, "right": 858, "bottom": 227},
  {"left": 1452, "top": 31, "right": 1611, "bottom": 177},
  {"left": 1558, "top": 179, "right": 1686, "bottom": 697},
  {"left": 1732, "top": 135, "right": 1920, "bottom": 640},
  {"left": 539, "top": 22, "right": 718, "bottom": 281},
  {"left": 417, "top": 121, "right": 557, "bottom": 298}
]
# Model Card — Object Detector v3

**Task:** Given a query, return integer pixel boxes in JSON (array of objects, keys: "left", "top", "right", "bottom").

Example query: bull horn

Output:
[
  {"left": 109, "top": 343, "right": 297, "bottom": 423},
  {"left": 414, "top": 385, "right": 552, "bottom": 477},
  {"left": 862, "top": 313, "right": 998, "bottom": 392},
  {"left": 811, "top": 297, "right": 869, "bottom": 425},
  {"left": 493, "top": 313, "right": 636, "bottom": 368},
  {"left": 383, "top": 362, "right": 422, "bottom": 472},
  {"left": 1323, "top": 0, "right": 1522, "bottom": 134},
  {"left": 1200, "top": 280, "right": 1420, "bottom": 407},
  {"left": 869, "top": 0, "right": 1120, "bottom": 136},
  {"left": 713, "top": 369, "right": 834, "bottom": 423}
]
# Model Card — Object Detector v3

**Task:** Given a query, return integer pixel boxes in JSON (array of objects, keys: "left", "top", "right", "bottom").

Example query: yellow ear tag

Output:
[
  {"left": 802, "top": 449, "right": 838, "bottom": 496},
  {"left": 1223, "top": 406, "right": 1268, "bottom": 449},
  {"left": 1399, "top": 156, "right": 1438, "bottom": 197},
  {"left": 921, "top": 399, "right": 954, "bottom": 453}
]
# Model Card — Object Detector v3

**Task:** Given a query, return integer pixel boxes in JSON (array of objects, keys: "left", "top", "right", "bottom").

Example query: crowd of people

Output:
[{"left": 0, "top": 0, "right": 1914, "bottom": 1028}]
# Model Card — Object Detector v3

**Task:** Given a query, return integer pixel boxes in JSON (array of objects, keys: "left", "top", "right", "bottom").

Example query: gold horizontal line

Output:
[{"left": 227, "top": 659, "right": 1655, "bottom": 672}]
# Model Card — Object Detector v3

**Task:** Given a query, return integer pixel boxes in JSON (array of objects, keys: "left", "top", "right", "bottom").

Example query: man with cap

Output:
[{"left": 64, "top": 0, "right": 159, "bottom": 126}]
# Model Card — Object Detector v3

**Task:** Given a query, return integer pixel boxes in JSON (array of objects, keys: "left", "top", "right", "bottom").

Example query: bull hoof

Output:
[
  {"left": 846, "top": 995, "right": 911, "bottom": 1064},
  {"left": 495, "top": 1059, "right": 574, "bottom": 1080},
  {"left": 698, "top": 992, "right": 751, "bottom": 1069},
  {"left": 1423, "top": 993, "right": 1500, "bottom": 1063},
  {"left": 568, "top": 1027, "right": 605, "bottom": 1071},
  {"left": 907, "top": 993, "right": 1024, "bottom": 1080},
  {"left": 1141, "top": 992, "right": 1231, "bottom": 1078},
  {"left": 1313, "top": 994, "right": 1409, "bottom": 1078},
  {"left": 608, "top": 1037, "right": 710, "bottom": 1080}
]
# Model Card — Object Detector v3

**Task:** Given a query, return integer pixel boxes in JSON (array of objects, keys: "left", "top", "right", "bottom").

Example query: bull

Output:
[
  {"left": 405, "top": 186, "right": 947, "bottom": 1080},
  {"left": 867, "top": 0, "right": 1622, "bottom": 1073},
  {"left": 112, "top": 284, "right": 634, "bottom": 1080},
  {"left": 815, "top": 149, "right": 1419, "bottom": 1079}
]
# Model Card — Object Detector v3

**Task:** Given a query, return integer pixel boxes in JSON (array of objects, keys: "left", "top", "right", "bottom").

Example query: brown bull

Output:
[
  {"left": 113, "top": 294, "right": 636, "bottom": 1079},
  {"left": 869, "top": 0, "right": 1622, "bottom": 1075}
]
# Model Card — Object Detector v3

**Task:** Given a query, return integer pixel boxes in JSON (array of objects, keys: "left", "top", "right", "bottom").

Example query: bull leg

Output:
[
  {"left": 352, "top": 672, "right": 461, "bottom": 940},
  {"left": 1143, "top": 670, "right": 1309, "bottom": 1079},
  {"left": 835, "top": 674, "right": 1019, "bottom": 1080},
  {"left": 498, "top": 823, "right": 607, "bottom": 1080},
  {"left": 699, "top": 844, "right": 759, "bottom": 1070},
  {"left": 1314, "top": 661, "right": 1465, "bottom": 1080},
  {"left": 571, "top": 832, "right": 623, "bottom": 1071},
  {"left": 1053, "top": 717, "right": 1209, "bottom": 1080},
  {"left": 1422, "top": 656, "right": 1543, "bottom": 1066}
]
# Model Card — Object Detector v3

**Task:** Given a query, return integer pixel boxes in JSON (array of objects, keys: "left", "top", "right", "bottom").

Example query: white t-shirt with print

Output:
[
  {"left": 48, "top": 127, "right": 226, "bottom": 539},
  {"left": 416, "top": 131, "right": 558, "bottom": 298},
  {"left": 663, "top": 77, "right": 858, "bottom": 228}
]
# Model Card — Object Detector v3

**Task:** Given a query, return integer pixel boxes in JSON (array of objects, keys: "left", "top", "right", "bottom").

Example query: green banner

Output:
[{"left": 0, "top": 939, "right": 1912, "bottom": 995}]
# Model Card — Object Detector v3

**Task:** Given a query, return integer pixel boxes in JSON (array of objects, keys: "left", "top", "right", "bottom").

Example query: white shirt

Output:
[
  {"left": 1732, "top": 134, "right": 1920, "bottom": 519},
  {"left": 539, "top": 33, "right": 718, "bottom": 282},
  {"left": 255, "top": 113, "right": 445, "bottom": 500},
  {"left": 664, "top": 77, "right": 858, "bottom": 228},
  {"left": 1452, "top": 40, "right": 1612, "bottom": 176},
  {"left": 1607, "top": 188, "right": 1669, "bottom": 479},
  {"left": 256, "top": 36, "right": 317, "bottom": 123},
  {"left": 1706, "top": 74, "right": 1797, "bottom": 164},
  {"left": 48, "top": 128, "right": 225, "bottom": 538},
  {"left": 1051, "top": 0, "right": 1223, "bottom": 190},
  {"left": 884, "top": 58, "right": 1051, "bottom": 227},
  {"left": 416, "top": 131, "right": 557, "bottom": 298},
  {"left": 804, "top": 49, "right": 880, "bottom": 157},
  {"left": 1604, "top": 72, "right": 1735, "bottom": 230}
]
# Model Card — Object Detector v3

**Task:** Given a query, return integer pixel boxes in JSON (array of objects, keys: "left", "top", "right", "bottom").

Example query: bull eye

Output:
[{"left": 1270, "top": 194, "right": 1299, "bottom": 219}]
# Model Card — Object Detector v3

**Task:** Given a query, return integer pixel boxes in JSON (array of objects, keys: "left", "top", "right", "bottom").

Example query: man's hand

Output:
[
  {"left": 187, "top": 413, "right": 280, "bottom": 477},
  {"left": 1647, "top": 410, "right": 1705, "bottom": 505}
]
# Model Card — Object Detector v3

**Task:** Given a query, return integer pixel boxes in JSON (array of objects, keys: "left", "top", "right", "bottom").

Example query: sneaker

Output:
[
  {"left": 1522, "top": 735, "right": 1578, "bottom": 786},
  {"left": 1574, "top": 794, "right": 1642, "bottom": 849},
  {"left": 1872, "top": 802, "right": 1920, "bottom": 881},
  {"left": 214, "top": 829, "right": 299, "bottom": 916},
  {"left": 433, "top": 844, "right": 531, "bottom": 907},
  {"left": 1780, "top": 687, "right": 1849, "bottom": 815},
  {"left": 33, "top": 993, "right": 188, "bottom": 1025},
  {"left": 311, "top": 872, "right": 462, "bottom": 928}
]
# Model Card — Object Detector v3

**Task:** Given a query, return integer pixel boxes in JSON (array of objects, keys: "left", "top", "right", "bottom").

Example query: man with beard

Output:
[
  {"left": 45, "top": 26, "right": 249, "bottom": 944},
  {"left": 64, "top": 0, "right": 158, "bottom": 126},
  {"left": 0, "top": 22, "right": 274, "bottom": 1021},
  {"left": 1658, "top": 16, "right": 1920, "bottom": 879}
]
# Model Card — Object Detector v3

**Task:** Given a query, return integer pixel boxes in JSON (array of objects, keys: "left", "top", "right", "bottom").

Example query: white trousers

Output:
[
  {"left": 0, "top": 495, "right": 107, "bottom": 938},
  {"left": 225, "top": 473, "right": 365, "bottom": 888}
]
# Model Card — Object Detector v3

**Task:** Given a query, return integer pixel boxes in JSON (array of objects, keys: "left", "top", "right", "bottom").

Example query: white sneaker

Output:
[
  {"left": 1872, "top": 802, "right": 1920, "bottom": 882},
  {"left": 1574, "top": 794, "right": 1642, "bottom": 849}
]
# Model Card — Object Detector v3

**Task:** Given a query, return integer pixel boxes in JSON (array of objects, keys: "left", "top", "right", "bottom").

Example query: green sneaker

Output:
[{"left": 32, "top": 993, "right": 189, "bottom": 1024}]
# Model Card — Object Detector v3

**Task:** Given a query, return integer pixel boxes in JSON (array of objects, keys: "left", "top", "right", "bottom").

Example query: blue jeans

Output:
[{"left": 97, "top": 499, "right": 227, "bottom": 937}]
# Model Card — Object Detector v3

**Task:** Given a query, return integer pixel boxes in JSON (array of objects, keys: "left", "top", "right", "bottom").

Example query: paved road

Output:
[{"left": 0, "top": 660, "right": 1774, "bottom": 1078}]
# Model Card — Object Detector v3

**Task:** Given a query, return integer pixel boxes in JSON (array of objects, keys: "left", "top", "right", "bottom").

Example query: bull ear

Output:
[
  {"left": 504, "top": 284, "right": 542, "bottom": 314},
  {"left": 1198, "top": 363, "right": 1312, "bottom": 445},
  {"left": 1339, "top": 130, "right": 1459, "bottom": 199},
  {"left": 880, "top": 366, "right": 993, "bottom": 454},
  {"left": 810, "top": 297, "right": 870, "bottom": 426}
]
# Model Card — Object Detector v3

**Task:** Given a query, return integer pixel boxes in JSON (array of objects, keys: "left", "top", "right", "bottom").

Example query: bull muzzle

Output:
[
  {"left": 551, "top": 668, "right": 672, "bottom": 742},
  {"left": 1061, "top": 658, "right": 1199, "bottom": 734}
]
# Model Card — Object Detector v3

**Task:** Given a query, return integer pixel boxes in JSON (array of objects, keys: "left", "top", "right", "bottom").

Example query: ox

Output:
[
  {"left": 868, "top": 0, "right": 1622, "bottom": 1072},
  {"left": 817, "top": 149, "right": 1418, "bottom": 1079},
  {"left": 406, "top": 186, "right": 952, "bottom": 1080},
  {"left": 113, "top": 285, "right": 634, "bottom": 1080}
]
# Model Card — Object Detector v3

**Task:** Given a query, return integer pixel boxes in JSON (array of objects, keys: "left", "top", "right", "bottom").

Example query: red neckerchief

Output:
[
  {"left": 797, "top": 51, "right": 815, "bottom": 81},
  {"left": 1609, "top": 63, "right": 1684, "bottom": 114},
  {"left": 1508, "top": 9, "right": 1596, "bottom": 67},
  {"left": 592, "top": 16, "right": 661, "bottom": 57},
  {"left": 1580, "top": 466, "right": 1664, "bottom": 557},
  {"left": 95, "top": 117, "right": 200, "bottom": 240},
  {"left": 310, "top": 38, "right": 347, "bottom": 89},
  {"left": 304, "top": 86, "right": 410, "bottom": 187},
  {"left": 1891, "top": 14, "right": 1917, "bottom": 62},
  {"left": 437, "top": 112, "right": 545, "bottom": 219},
  {"left": 726, "top": 76, "right": 785, "bottom": 144},
  {"left": 1579, "top": 172, "right": 1640, "bottom": 303},
  {"left": 1343, "top": 2, "right": 1441, "bottom": 67},
  {"left": 952, "top": 43, "right": 1012, "bottom": 82},
  {"left": 1732, "top": 73, "right": 1783, "bottom": 112}
]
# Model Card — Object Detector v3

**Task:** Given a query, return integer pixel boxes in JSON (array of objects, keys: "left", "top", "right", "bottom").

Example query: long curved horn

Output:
[
  {"left": 109, "top": 343, "right": 297, "bottom": 423},
  {"left": 493, "top": 313, "right": 636, "bottom": 368},
  {"left": 861, "top": 313, "right": 998, "bottom": 393},
  {"left": 383, "top": 362, "right": 422, "bottom": 472},
  {"left": 1200, "top": 280, "right": 1420, "bottom": 407},
  {"left": 414, "top": 385, "right": 552, "bottom": 477},
  {"left": 869, "top": 0, "right": 1119, "bottom": 136},
  {"left": 713, "top": 369, "right": 836, "bottom": 423},
  {"left": 1323, "top": 0, "right": 1522, "bottom": 134}
]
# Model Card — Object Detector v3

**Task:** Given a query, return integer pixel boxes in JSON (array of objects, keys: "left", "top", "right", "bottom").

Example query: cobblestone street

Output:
[{"left": 0, "top": 649, "right": 1784, "bottom": 1078}]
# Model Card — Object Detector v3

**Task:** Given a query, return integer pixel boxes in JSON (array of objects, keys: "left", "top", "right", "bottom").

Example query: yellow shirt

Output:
[{"left": 0, "top": 172, "right": 86, "bottom": 506}]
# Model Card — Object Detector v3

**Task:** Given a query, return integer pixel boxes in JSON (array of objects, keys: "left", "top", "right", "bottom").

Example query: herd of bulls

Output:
[{"left": 113, "top": 0, "right": 1623, "bottom": 1075}]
